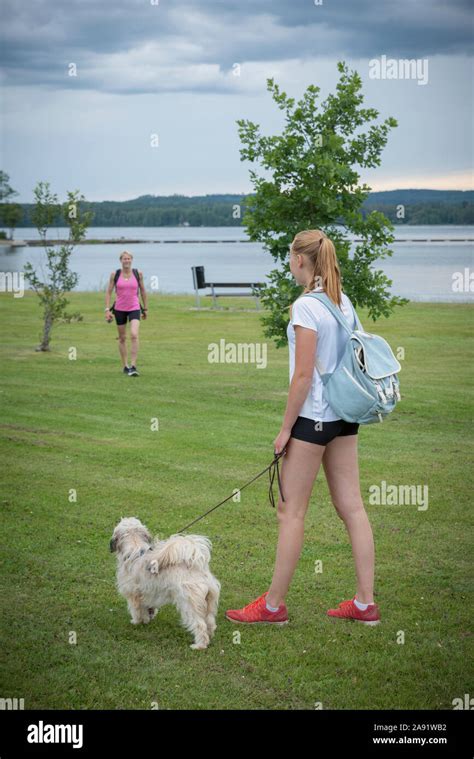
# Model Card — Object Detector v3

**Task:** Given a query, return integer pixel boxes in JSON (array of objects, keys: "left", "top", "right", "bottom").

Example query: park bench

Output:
[{"left": 191, "top": 265, "right": 264, "bottom": 309}]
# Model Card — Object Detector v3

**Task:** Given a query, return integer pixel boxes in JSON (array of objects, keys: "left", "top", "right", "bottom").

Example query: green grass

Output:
[{"left": 0, "top": 291, "right": 473, "bottom": 710}]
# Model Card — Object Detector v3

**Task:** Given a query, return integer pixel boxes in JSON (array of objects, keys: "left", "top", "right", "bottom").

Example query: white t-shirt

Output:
[{"left": 287, "top": 287, "right": 358, "bottom": 422}]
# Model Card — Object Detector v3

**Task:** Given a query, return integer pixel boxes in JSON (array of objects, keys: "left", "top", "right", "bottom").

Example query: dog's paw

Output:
[{"left": 190, "top": 642, "right": 209, "bottom": 650}]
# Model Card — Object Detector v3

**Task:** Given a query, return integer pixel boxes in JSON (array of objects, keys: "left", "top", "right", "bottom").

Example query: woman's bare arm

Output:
[
  {"left": 105, "top": 272, "right": 115, "bottom": 311},
  {"left": 280, "top": 325, "right": 317, "bottom": 432}
]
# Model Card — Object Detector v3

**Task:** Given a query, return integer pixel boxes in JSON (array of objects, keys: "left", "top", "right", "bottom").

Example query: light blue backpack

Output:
[{"left": 303, "top": 292, "right": 402, "bottom": 424}]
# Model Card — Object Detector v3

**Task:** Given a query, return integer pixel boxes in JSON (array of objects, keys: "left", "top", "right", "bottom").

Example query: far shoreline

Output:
[{"left": 5, "top": 234, "right": 474, "bottom": 247}]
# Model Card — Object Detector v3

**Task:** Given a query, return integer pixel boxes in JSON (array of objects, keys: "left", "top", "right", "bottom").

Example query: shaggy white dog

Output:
[{"left": 110, "top": 517, "right": 220, "bottom": 649}]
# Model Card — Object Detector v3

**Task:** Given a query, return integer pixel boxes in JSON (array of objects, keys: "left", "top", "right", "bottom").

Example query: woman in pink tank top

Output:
[{"left": 105, "top": 251, "right": 148, "bottom": 376}]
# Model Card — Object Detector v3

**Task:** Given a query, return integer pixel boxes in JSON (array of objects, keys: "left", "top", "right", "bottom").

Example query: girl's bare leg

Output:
[
  {"left": 130, "top": 318, "right": 140, "bottom": 366},
  {"left": 266, "top": 437, "right": 325, "bottom": 608},
  {"left": 322, "top": 435, "right": 375, "bottom": 604},
  {"left": 117, "top": 324, "right": 128, "bottom": 367}
]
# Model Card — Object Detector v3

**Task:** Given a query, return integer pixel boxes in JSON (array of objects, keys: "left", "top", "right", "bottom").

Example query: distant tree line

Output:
[
  {"left": 362, "top": 201, "right": 474, "bottom": 225},
  {"left": 2, "top": 187, "right": 473, "bottom": 231},
  {"left": 363, "top": 190, "right": 474, "bottom": 225}
]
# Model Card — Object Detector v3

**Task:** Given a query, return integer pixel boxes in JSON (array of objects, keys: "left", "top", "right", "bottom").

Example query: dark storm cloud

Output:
[{"left": 1, "top": 0, "right": 472, "bottom": 93}]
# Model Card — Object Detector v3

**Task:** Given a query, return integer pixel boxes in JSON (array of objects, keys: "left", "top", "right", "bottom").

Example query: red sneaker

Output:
[
  {"left": 327, "top": 596, "right": 381, "bottom": 625},
  {"left": 225, "top": 592, "right": 288, "bottom": 625}
]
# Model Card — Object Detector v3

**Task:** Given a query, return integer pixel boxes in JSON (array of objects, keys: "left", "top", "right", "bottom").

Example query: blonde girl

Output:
[{"left": 226, "top": 229, "right": 380, "bottom": 626}]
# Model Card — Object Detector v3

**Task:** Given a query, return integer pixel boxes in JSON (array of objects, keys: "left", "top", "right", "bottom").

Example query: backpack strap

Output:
[
  {"left": 352, "top": 304, "right": 364, "bottom": 331},
  {"left": 303, "top": 292, "right": 356, "bottom": 336},
  {"left": 132, "top": 269, "right": 145, "bottom": 311},
  {"left": 114, "top": 269, "right": 121, "bottom": 289}
]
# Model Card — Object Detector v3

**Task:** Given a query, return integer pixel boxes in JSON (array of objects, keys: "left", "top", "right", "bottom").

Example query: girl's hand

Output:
[{"left": 273, "top": 427, "right": 291, "bottom": 455}]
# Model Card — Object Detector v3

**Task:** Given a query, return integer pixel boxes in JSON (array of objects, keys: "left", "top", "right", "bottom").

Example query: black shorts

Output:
[
  {"left": 290, "top": 416, "right": 359, "bottom": 446},
  {"left": 114, "top": 309, "right": 141, "bottom": 325}
]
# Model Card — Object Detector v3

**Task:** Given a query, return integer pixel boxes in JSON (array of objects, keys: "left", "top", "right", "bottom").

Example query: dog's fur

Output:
[{"left": 110, "top": 517, "right": 220, "bottom": 649}]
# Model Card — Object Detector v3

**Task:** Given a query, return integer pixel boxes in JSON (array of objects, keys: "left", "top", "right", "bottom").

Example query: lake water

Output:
[{"left": 1, "top": 225, "right": 473, "bottom": 302}]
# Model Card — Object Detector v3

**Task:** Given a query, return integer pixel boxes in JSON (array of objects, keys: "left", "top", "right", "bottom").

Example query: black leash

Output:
[{"left": 176, "top": 450, "right": 286, "bottom": 534}]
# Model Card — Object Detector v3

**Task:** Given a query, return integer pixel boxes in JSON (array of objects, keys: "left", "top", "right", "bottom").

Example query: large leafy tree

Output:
[
  {"left": 238, "top": 62, "right": 408, "bottom": 346},
  {"left": 24, "top": 182, "right": 93, "bottom": 351}
]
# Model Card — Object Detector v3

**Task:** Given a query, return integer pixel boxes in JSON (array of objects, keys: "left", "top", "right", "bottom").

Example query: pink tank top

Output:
[{"left": 115, "top": 272, "right": 140, "bottom": 311}]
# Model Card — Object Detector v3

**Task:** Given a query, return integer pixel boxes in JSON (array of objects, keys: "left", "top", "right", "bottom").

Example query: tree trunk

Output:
[{"left": 37, "top": 312, "right": 53, "bottom": 351}]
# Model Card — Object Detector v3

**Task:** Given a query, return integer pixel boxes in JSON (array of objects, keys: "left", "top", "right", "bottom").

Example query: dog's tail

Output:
[{"left": 148, "top": 534, "right": 212, "bottom": 572}]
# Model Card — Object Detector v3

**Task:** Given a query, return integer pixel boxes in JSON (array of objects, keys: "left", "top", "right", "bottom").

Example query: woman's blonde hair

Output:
[
  {"left": 291, "top": 229, "right": 342, "bottom": 306},
  {"left": 119, "top": 250, "right": 133, "bottom": 261}
]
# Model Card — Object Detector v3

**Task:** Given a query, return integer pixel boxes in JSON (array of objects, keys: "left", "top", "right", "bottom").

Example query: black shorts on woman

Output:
[
  {"left": 290, "top": 416, "right": 359, "bottom": 446},
  {"left": 113, "top": 309, "right": 141, "bottom": 325}
]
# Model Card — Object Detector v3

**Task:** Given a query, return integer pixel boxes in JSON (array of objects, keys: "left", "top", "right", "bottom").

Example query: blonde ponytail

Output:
[{"left": 291, "top": 229, "right": 342, "bottom": 306}]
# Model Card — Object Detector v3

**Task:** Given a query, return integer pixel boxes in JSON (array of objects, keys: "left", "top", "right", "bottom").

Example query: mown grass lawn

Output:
[{"left": 0, "top": 291, "right": 472, "bottom": 710}]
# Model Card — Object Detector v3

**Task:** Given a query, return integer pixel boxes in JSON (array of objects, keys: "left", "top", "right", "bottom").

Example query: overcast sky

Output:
[{"left": 1, "top": 0, "right": 473, "bottom": 202}]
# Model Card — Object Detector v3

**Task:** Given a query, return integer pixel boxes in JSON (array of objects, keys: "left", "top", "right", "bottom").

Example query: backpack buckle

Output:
[{"left": 376, "top": 383, "right": 387, "bottom": 403}]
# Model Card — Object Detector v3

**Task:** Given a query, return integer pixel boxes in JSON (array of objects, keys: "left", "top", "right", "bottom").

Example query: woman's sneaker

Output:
[
  {"left": 225, "top": 592, "right": 288, "bottom": 625},
  {"left": 128, "top": 365, "right": 140, "bottom": 376},
  {"left": 123, "top": 366, "right": 130, "bottom": 375},
  {"left": 327, "top": 596, "right": 381, "bottom": 625}
]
